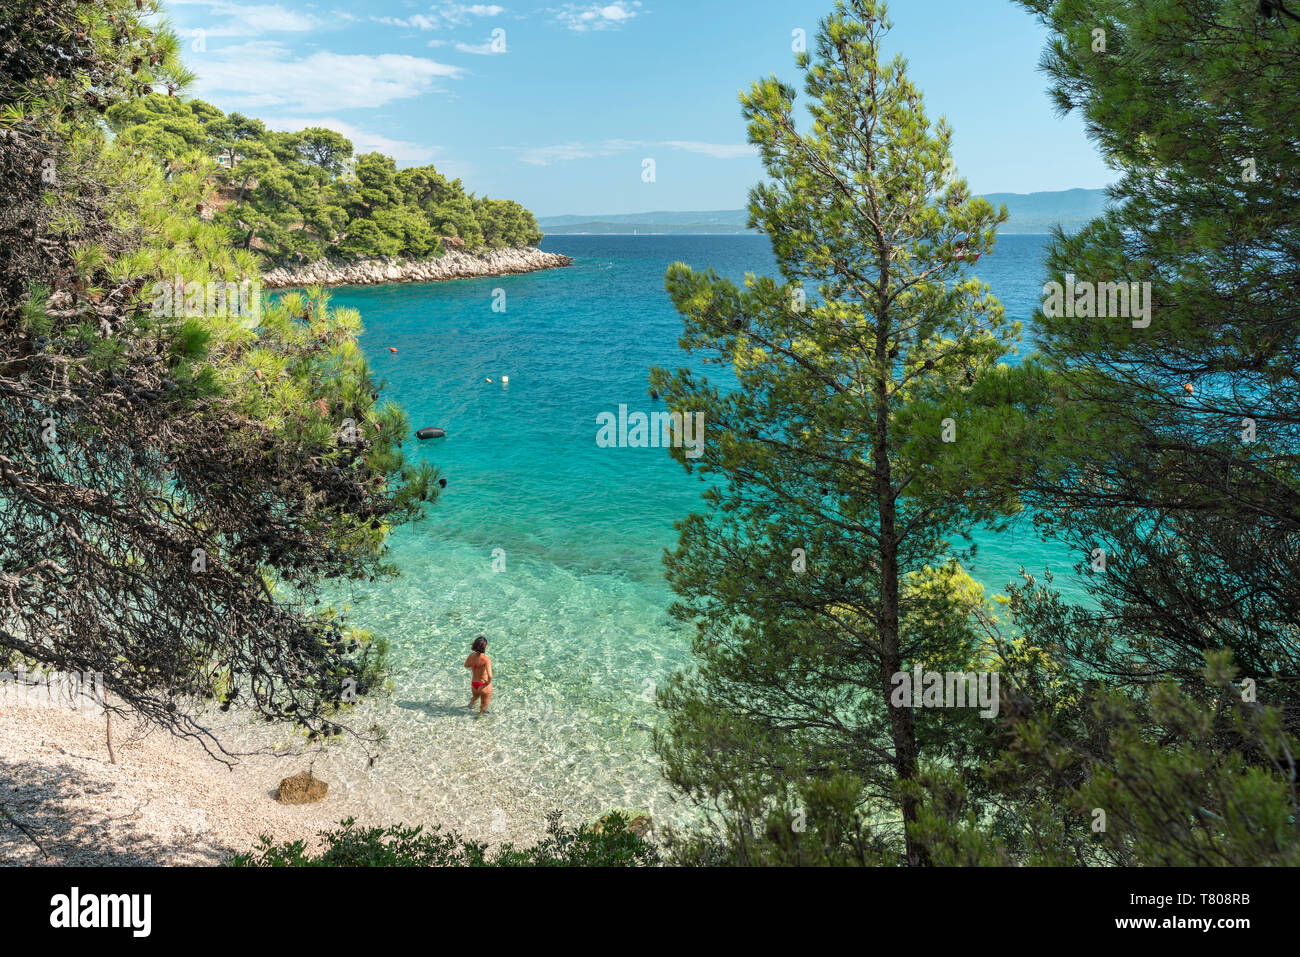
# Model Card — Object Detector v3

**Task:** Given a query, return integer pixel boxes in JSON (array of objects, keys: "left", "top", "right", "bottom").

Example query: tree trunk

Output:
[
  {"left": 873, "top": 253, "right": 926, "bottom": 865},
  {"left": 874, "top": 419, "right": 925, "bottom": 864}
]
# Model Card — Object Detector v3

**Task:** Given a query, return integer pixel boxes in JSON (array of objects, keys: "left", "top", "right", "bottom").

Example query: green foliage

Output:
[
  {"left": 0, "top": 0, "right": 193, "bottom": 129},
  {"left": 1, "top": 0, "right": 437, "bottom": 743},
  {"left": 911, "top": 651, "right": 1300, "bottom": 866},
  {"left": 906, "top": 1, "right": 1300, "bottom": 869},
  {"left": 105, "top": 96, "right": 544, "bottom": 264},
  {"left": 1002, "top": 0, "right": 1300, "bottom": 706},
  {"left": 660, "top": 771, "right": 894, "bottom": 866},
  {"left": 226, "top": 811, "right": 660, "bottom": 867},
  {"left": 474, "top": 197, "right": 543, "bottom": 247}
]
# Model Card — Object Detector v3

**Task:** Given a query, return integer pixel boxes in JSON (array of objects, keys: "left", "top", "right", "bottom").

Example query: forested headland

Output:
[{"left": 105, "top": 94, "right": 544, "bottom": 266}]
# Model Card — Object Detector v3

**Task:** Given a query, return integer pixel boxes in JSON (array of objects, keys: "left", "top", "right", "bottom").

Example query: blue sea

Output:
[{"left": 294, "top": 234, "right": 1088, "bottom": 837}]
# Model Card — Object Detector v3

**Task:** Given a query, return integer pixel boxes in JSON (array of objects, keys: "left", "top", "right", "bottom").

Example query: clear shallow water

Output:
[{"left": 289, "top": 234, "right": 1087, "bottom": 834}]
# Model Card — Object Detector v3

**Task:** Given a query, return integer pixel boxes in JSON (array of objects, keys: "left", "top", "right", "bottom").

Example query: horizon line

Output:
[{"left": 537, "top": 186, "right": 1109, "bottom": 221}]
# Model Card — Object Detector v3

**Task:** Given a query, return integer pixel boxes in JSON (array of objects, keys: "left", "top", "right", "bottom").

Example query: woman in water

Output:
[{"left": 465, "top": 636, "right": 493, "bottom": 714}]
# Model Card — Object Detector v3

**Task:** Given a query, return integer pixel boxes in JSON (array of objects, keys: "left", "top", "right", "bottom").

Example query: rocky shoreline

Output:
[{"left": 260, "top": 245, "right": 573, "bottom": 290}]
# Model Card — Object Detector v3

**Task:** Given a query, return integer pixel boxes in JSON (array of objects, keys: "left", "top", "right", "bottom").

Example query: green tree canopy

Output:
[
  {"left": 1, "top": 0, "right": 437, "bottom": 750},
  {"left": 104, "top": 98, "right": 545, "bottom": 264}
]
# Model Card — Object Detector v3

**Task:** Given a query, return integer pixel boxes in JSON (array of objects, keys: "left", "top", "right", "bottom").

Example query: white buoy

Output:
[{"left": 501, "top": 375, "right": 509, "bottom": 385}]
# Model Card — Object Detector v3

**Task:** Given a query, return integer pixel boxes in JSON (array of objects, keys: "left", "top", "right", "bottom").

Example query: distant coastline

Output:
[
  {"left": 261, "top": 246, "right": 573, "bottom": 290},
  {"left": 541, "top": 228, "right": 1059, "bottom": 236},
  {"left": 538, "top": 188, "right": 1111, "bottom": 237}
]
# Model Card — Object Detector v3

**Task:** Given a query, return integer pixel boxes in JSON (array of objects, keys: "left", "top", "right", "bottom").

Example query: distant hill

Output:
[
  {"left": 538, "top": 209, "right": 751, "bottom": 234},
  {"left": 539, "top": 188, "right": 1111, "bottom": 236},
  {"left": 981, "top": 188, "right": 1112, "bottom": 234}
]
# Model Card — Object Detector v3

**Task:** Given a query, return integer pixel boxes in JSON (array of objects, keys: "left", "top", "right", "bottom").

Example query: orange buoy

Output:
[
  {"left": 388, "top": 347, "right": 398, "bottom": 353},
  {"left": 1183, "top": 382, "right": 1195, "bottom": 395}
]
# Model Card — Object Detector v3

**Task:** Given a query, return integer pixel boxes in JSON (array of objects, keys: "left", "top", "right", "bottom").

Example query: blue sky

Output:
[{"left": 163, "top": 0, "right": 1114, "bottom": 217}]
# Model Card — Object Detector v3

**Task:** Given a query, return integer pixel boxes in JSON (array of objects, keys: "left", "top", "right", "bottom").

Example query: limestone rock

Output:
[
  {"left": 275, "top": 770, "right": 328, "bottom": 804},
  {"left": 261, "top": 246, "right": 574, "bottom": 290}
]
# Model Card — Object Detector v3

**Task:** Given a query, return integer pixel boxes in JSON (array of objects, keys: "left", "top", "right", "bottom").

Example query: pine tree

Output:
[
  {"left": 650, "top": 0, "right": 1016, "bottom": 865},
  {"left": 1008, "top": 0, "right": 1300, "bottom": 723},
  {"left": 907, "top": 0, "right": 1300, "bottom": 867}
]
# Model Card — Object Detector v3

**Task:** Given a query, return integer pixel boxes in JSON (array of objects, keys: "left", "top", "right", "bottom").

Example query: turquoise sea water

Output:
[{"left": 301, "top": 234, "right": 1088, "bottom": 832}]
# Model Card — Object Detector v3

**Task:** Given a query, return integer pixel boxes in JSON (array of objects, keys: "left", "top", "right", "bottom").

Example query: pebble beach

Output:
[{"left": 0, "top": 695, "right": 582, "bottom": 866}]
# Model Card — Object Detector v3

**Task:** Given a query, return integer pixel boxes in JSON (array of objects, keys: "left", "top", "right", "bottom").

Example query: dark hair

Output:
[{"left": 471, "top": 636, "right": 487, "bottom": 653}]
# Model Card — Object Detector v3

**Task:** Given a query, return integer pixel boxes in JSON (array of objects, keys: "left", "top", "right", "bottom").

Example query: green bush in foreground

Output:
[{"left": 226, "top": 811, "right": 659, "bottom": 867}]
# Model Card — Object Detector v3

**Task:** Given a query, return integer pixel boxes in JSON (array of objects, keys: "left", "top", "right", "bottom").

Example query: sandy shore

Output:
[
  {"left": 0, "top": 681, "right": 630, "bottom": 865},
  {"left": 0, "top": 704, "right": 355, "bottom": 866}
]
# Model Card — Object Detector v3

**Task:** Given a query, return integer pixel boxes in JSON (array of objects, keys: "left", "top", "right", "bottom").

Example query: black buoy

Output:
[
  {"left": 438, "top": 478, "right": 447, "bottom": 488},
  {"left": 416, "top": 427, "right": 447, "bottom": 440}
]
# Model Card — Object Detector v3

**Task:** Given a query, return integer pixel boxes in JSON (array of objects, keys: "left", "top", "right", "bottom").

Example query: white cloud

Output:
[
  {"left": 260, "top": 116, "right": 442, "bottom": 165},
  {"left": 661, "top": 140, "right": 758, "bottom": 160},
  {"left": 551, "top": 2, "right": 641, "bottom": 32},
  {"left": 190, "top": 42, "right": 463, "bottom": 112},
  {"left": 512, "top": 142, "right": 622, "bottom": 165},
  {"left": 447, "top": 3, "right": 507, "bottom": 20},
  {"left": 372, "top": 3, "right": 508, "bottom": 30},
  {"left": 166, "top": 0, "right": 339, "bottom": 36},
  {"left": 371, "top": 14, "right": 440, "bottom": 30},
  {"left": 455, "top": 32, "right": 507, "bottom": 54},
  {"left": 508, "top": 138, "right": 752, "bottom": 166}
]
